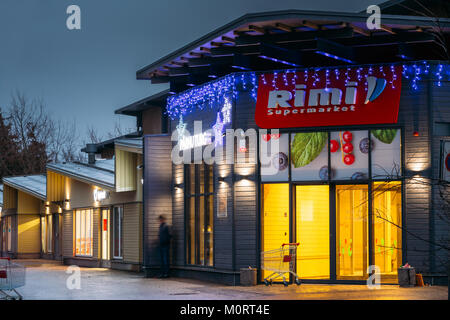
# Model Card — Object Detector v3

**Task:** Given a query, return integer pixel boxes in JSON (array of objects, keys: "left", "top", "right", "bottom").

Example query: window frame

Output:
[
  {"left": 75, "top": 209, "right": 93, "bottom": 257},
  {"left": 113, "top": 205, "right": 124, "bottom": 260},
  {"left": 185, "top": 163, "right": 214, "bottom": 267}
]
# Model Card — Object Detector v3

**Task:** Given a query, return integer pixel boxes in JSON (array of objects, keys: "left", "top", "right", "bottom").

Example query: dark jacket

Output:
[{"left": 159, "top": 222, "right": 171, "bottom": 247}]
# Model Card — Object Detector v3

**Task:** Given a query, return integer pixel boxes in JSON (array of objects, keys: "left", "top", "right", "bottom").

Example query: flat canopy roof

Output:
[
  {"left": 136, "top": 6, "right": 450, "bottom": 92},
  {"left": 47, "top": 160, "right": 115, "bottom": 191},
  {"left": 2, "top": 175, "right": 47, "bottom": 201}
]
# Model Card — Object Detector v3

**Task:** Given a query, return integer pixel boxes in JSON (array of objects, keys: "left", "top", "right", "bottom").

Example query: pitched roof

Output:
[
  {"left": 2, "top": 175, "right": 47, "bottom": 200},
  {"left": 47, "top": 160, "right": 115, "bottom": 191},
  {"left": 136, "top": 8, "right": 450, "bottom": 90}
]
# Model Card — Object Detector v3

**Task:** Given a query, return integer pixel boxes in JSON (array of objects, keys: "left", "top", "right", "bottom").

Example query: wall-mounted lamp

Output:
[
  {"left": 174, "top": 183, "right": 183, "bottom": 189},
  {"left": 218, "top": 176, "right": 226, "bottom": 183},
  {"left": 64, "top": 199, "right": 70, "bottom": 210},
  {"left": 413, "top": 131, "right": 419, "bottom": 137}
]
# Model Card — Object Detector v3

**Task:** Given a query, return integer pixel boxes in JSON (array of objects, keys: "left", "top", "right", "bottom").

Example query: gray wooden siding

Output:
[
  {"left": 123, "top": 202, "right": 142, "bottom": 263},
  {"left": 431, "top": 80, "right": 450, "bottom": 274},
  {"left": 233, "top": 91, "right": 258, "bottom": 270},
  {"left": 143, "top": 135, "right": 173, "bottom": 267},
  {"left": 62, "top": 210, "right": 73, "bottom": 257},
  {"left": 398, "top": 80, "right": 431, "bottom": 272}
]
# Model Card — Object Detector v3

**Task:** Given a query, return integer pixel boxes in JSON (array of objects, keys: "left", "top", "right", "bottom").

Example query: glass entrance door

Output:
[
  {"left": 336, "top": 185, "right": 369, "bottom": 280},
  {"left": 295, "top": 185, "right": 330, "bottom": 279},
  {"left": 261, "top": 184, "right": 290, "bottom": 280}
]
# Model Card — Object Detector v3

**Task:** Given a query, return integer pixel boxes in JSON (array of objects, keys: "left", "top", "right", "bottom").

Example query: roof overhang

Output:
[
  {"left": 115, "top": 138, "right": 143, "bottom": 154},
  {"left": 136, "top": 8, "right": 450, "bottom": 92},
  {"left": 114, "top": 90, "right": 170, "bottom": 116},
  {"left": 47, "top": 166, "right": 115, "bottom": 192},
  {"left": 2, "top": 177, "right": 46, "bottom": 201}
]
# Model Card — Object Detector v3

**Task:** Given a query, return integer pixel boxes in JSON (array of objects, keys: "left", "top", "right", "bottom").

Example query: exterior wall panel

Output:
[
  {"left": 17, "top": 215, "right": 40, "bottom": 254},
  {"left": 143, "top": 135, "right": 173, "bottom": 271},
  {"left": 62, "top": 210, "right": 73, "bottom": 257},
  {"left": 123, "top": 202, "right": 142, "bottom": 263}
]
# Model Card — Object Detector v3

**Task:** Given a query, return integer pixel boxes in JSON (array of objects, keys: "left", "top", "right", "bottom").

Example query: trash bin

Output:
[
  {"left": 398, "top": 267, "right": 416, "bottom": 287},
  {"left": 240, "top": 267, "right": 257, "bottom": 286}
]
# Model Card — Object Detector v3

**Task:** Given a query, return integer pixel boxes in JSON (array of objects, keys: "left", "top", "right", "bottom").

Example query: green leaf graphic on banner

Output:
[
  {"left": 291, "top": 132, "right": 327, "bottom": 167},
  {"left": 372, "top": 129, "right": 398, "bottom": 144}
]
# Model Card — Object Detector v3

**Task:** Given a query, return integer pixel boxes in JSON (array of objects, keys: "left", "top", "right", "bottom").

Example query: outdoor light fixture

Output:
[
  {"left": 174, "top": 183, "right": 183, "bottom": 189},
  {"left": 64, "top": 199, "right": 70, "bottom": 210},
  {"left": 258, "top": 43, "right": 301, "bottom": 67},
  {"left": 315, "top": 38, "right": 355, "bottom": 64},
  {"left": 218, "top": 176, "right": 226, "bottom": 182},
  {"left": 413, "top": 131, "right": 419, "bottom": 137}
]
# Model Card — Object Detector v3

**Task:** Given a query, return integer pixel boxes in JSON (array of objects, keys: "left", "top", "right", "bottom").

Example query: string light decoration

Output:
[{"left": 166, "top": 61, "right": 449, "bottom": 120}]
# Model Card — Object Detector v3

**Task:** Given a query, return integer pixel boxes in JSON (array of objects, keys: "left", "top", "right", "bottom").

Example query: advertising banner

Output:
[{"left": 255, "top": 66, "right": 402, "bottom": 128}]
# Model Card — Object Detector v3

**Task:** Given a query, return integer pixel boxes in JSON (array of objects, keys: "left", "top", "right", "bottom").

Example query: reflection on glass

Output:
[
  {"left": 336, "top": 185, "right": 368, "bottom": 280},
  {"left": 296, "top": 185, "right": 330, "bottom": 279},
  {"left": 373, "top": 181, "right": 402, "bottom": 283}
]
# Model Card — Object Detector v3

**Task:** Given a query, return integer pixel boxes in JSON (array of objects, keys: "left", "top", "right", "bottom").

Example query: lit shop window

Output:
[
  {"left": 41, "top": 216, "right": 46, "bottom": 253},
  {"left": 261, "top": 183, "right": 289, "bottom": 280},
  {"left": 336, "top": 185, "right": 369, "bottom": 281},
  {"left": 7, "top": 216, "right": 12, "bottom": 252},
  {"left": 75, "top": 209, "right": 93, "bottom": 257},
  {"left": 372, "top": 181, "right": 402, "bottom": 282},
  {"left": 185, "top": 164, "right": 214, "bottom": 266},
  {"left": 46, "top": 215, "right": 53, "bottom": 253},
  {"left": 295, "top": 185, "right": 330, "bottom": 279},
  {"left": 113, "top": 206, "right": 123, "bottom": 259}
]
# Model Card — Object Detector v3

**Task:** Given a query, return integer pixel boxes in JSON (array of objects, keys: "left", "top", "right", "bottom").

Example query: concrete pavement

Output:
[{"left": 2, "top": 260, "right": 447, "bottom": 300}]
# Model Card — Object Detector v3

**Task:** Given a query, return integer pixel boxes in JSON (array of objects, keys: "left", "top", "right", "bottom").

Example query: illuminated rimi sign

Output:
[{"left": 255, "top": 66, "right": 402, "bottom": 128}]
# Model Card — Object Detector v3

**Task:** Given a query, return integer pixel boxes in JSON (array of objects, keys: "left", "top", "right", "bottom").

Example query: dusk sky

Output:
[{"left": 0, "top": 0, "right": 383, "bottom": 146}]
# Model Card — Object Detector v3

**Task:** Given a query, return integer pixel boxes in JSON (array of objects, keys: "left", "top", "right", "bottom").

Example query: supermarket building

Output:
[{"left": 128, "top": 5, "right": 450, "bottom": 285}]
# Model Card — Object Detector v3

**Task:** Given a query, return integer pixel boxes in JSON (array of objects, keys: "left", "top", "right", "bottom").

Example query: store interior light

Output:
[
  {"left": 315, "top": 38, "right": 355, "bottom": 64},
  {"left": 413, "top": 131, "right": 419, "bottom": 137}
]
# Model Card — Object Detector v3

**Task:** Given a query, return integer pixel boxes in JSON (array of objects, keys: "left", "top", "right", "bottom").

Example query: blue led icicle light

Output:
[{"left": 165, "top": 62, "right": 449, "bottom": 120}]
